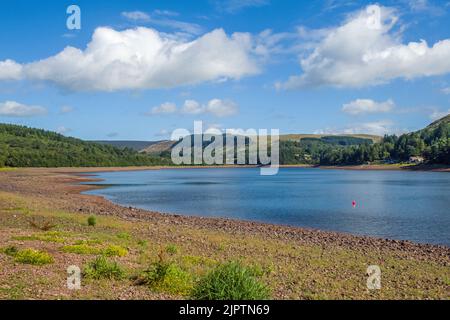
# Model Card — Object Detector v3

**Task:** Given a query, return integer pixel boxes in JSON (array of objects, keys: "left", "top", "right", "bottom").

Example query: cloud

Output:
[
  {"left": 315, "top": 120, "right": 397, "bottom": 136},
  {"left": 121, "top": 11, "right": 202, "bottom": 35},
  {"left": 205, "top": 99, "right": 238, "bottom": 117},
  {"left": 148, "top": 102, "right": 177, "bottom": 115},
  {"left": 153, "top": 9, "right": 179, "bottom": 17},
  {"left": 121, "top": 11, "right": 150, "bottom": 22},
  {"left": 59, "top": 105, "right": 74, "bottom": 114},
  {"left": 408, "top": 0, "right": 445, "bottom": 15},
  {"left": 106, "top": 132, "right": 119, "bottom": 138},
  {"left": 0, "top": 101, "right": 47, "bottom": 117},
  {"left": 430, "top": 108, "right": 450, "bottom": 120},
  {"left": 441, "top": 87, "right": 450, "bottom": 94},
  {"left": 278, "top": 5, "right": 450, "bottom": 89},
  {"left": 342, "top": 99, "right": 395, "bottom": 115},
  {"left": 56, "top": 126, "right": 72, "bottom": 135},
  {"left": 0, "top": 27, "right": 258, "bottom": 92},
  {"left": 181, "top": 100, "right": 203, "bottom": 114},
  {"left": 217, "top": 0, "right": 270, "bottom": 13},
  {"left": 0, "top": 60, "right": 23, "bottom": 80},
  {"left": 149, "top": 99, "right": 239, "bottom": 117}
]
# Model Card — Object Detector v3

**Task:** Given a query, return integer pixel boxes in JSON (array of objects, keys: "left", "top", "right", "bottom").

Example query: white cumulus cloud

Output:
[
  {"left": 278, "top": 5, "right": 450, "bottom": 89},
  {"left": 0, "top": 101, "right": 47, "bottom": 117},
  {"left": 205, "top": 99, "right": 238, "bottom": 117},
  {"left": 149, "top": 102, "right": 177, "bottom": 115},
  {"left": 0, "top": 60, "right": 23, "bottom": 80},
  {"left": 121, "top": 11, "right": 150, "bottom": 21},
  {"left": 181, "top": 100, "right": 204, "bottom": 114},
  {"left": 149, "top": 99, "right": 238, "bottom": 117},
  {"left": 342, "top": 99, "right": 395, "bottom": 115},
  {"left": 0, "top": 27, "right": 258, "bottom": 92}
]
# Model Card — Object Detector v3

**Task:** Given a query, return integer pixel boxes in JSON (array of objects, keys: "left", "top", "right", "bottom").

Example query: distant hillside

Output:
[
  {"left": 280, "top": 134, "right": 382, "bottom": 143},
  {"left": 140, "top": 134, "right": 379, "bottom": 155},
  {"left": 427, "top": 114, "right": 450, "bottom": 130},
  {"left": 0, "top": 123, "right": 169, "bottom": 167},
  {"left": 141, "top": 140, "right": 177, "bottom": 154},
  {"left": 92, "top": 140, "right": 159, "bottom": 151}
]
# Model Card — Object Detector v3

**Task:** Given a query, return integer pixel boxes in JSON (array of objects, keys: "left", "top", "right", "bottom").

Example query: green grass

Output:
[
  {"left": 192, "top": 261, "right": 270, "bottom": 300},
  {"left": 165, "top": 244, "right": 178, "bottom": 255},
  {"left": 3, "top": 245, "right": 19, "bottom": 256},
  {"left": 13, "top": 231, "right": 66, "bottom": 243},
  {"left": 61, "top": 243, "right": 128, "bottom": 257},
  {"left": 62, "top": 244, "right": 101, "bottom": 255},
  {"left": 102, "top": 244, "right": 128, "bottom": 257},
  {"left": 116, "top": 232, "right": 131, "bottom": 240},
  {"left": 83, "top": 256, "right": 125, "bottom": 280},
  {"left": 14, "top": 248, "right": 54, "bottom": 265}
]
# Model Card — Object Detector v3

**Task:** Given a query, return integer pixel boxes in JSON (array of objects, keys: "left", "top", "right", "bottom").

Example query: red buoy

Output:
[{"left": 352, "top": 200, "right": 357, "bottom": 208}]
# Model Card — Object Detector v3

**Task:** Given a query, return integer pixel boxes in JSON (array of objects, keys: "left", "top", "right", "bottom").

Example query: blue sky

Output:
[{"left": 0, "top": 0, "right": 449, "bottom": 140}]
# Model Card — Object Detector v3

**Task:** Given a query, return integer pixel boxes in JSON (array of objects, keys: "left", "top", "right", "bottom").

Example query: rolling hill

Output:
[{"left": 0, "top": 123, "right": 169, "bottom": 167}]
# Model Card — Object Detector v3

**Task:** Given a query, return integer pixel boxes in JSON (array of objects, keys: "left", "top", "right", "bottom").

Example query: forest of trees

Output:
[
  {"left": 0, "top": 123, "right": 171, "bottom": 167},
  {"left": 280, "top": 116, "right": 449, "bottom": 165},
  {"left": 0, "top": 115, "right": 448, "bottom": 168}
]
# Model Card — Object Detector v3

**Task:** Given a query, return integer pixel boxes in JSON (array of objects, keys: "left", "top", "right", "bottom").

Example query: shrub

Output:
[
  {"left": 192, "top": 261, "right": 270, "bottom": 300},
  {"left": 14, "top": 248, "right": 54, "bottom": 265},
  {"left": 84, "top": 256, "right": 125, "bottom": 280},
  {"left": 102, "top": 245, "right": 128, "bottom": 257},
  {"left": 3, "top": 245, "right": 18, "bottom": 256},
  {"left": 87, "top": 216, "right": 96, "bottom": 227},
  {"left": 166, "top": 244, "right": 178, "bottom": 255}
]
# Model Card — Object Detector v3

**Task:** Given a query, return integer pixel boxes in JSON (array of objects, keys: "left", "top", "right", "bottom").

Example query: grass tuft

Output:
[
  {"left": 165, "top": 244, "right": 178, "bottom": 255},
  {"left": 3, "top": 245, "right": 19, "bottom": 256},
  {"left": 83, "top": 256, "right": 125, "bottom": 280},
  {"left": 14, "top": 248, "right": 54, "bottom": 265},
  {"left": 103, "top": 244, "right": 128, "bottom": 257},
  {"left": 136, "top": 251, "right": 192, "bottom": 295},
  {"left": 192, "top": 261, "right": 270, "bottom": 300}
]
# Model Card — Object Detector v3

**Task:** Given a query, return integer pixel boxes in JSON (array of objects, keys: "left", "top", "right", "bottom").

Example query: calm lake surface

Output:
[{"left": 84, "top": 168, "right": 450, "bottom": 246}]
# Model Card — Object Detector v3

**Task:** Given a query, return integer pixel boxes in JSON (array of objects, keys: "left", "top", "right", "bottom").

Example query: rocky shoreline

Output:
[{"left": 2, "top": 167, "right": 448, "bottom": 264}]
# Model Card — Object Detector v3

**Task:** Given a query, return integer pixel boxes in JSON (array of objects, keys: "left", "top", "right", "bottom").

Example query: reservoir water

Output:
[{"left": 83, "top": 168, "right": 450, "bottom": 246}]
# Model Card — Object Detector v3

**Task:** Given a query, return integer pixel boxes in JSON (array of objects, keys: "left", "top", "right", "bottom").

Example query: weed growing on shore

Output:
[
  {"left": 27, "top": 217, "right": 56, "bottom": 231},
  {"left": 136, "top": 251, "right": 192, "bottom": 295},
  {"left": 103, "top": 244, "right": 128, "bottom": 257},
  {"left": 116, "top": 232, "right": 130, "bottom": 240},
  {"left": 87, "top": 216, "right": 96, "bottom": 227},
  {"left": 84, "top": 256, "right": 125, "bottom": 280},
  {"left": 61, "top": 243, "right": 128, "bottom": 257},
  {"left": 166, "top": 244, "right": 178, "bottom": 255},
  {"left": 3, "top": 245, "right": 18, "bottom": 256},
  {"left": 14, "top": 248, "right": 54, "bottom": 265},
  {"left": 192, "top": 261, "right": 270, "bottom": 300}
]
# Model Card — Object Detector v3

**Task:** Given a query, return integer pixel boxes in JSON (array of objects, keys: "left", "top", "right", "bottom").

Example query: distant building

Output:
[{"left": 408, "top": 156, "right": 424, "bottom": 164}]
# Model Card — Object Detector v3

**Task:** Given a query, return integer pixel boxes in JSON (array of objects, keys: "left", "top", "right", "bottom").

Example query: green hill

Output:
[
  {"left": 0, "top": 123, "right": 169, "bottom": 167},
  {"left": 92, "top": 140, "right": 159, "bottom": 151}
]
